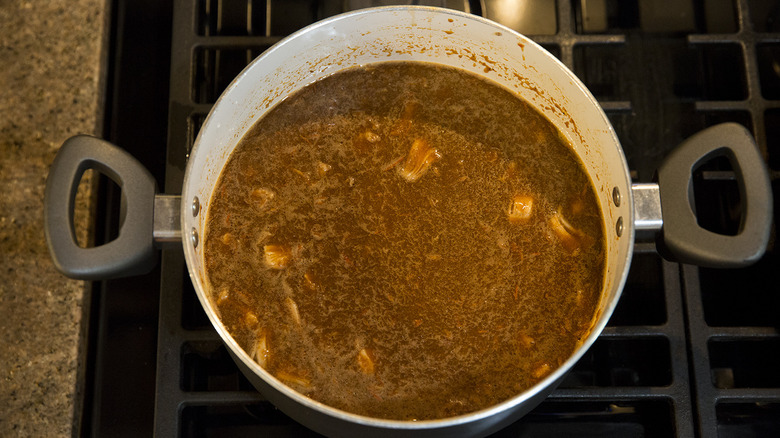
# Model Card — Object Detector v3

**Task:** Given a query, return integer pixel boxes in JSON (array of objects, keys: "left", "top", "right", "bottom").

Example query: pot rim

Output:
[{"left": 181, "top": 5, "right": 634, "bottom": 431}]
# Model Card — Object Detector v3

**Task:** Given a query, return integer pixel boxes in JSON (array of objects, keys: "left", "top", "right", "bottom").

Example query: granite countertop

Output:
[{"left": 0, "top": 0, "right": 109, "bottom": 435}]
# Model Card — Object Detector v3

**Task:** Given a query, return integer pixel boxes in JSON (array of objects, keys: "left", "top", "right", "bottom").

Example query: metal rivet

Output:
[
  {"left": 192, "top": 196, "right": 200, "bottom": 217},
  {"left": 191, "top": 227, "right": 199, "bottom": 248},
  {"left": 616, "top": 216, "right": 624, "bottom": 237},
  {"left": 612, "top": 186, "right": 621, "bottom": 207}
]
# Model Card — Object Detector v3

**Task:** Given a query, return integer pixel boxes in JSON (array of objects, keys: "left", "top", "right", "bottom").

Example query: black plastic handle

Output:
[
  {"left": 657, "top": 123, "right": 772, "bottom": 268},
  {"left": 44, "top": 135, "right": 158, "bottom": 279}
]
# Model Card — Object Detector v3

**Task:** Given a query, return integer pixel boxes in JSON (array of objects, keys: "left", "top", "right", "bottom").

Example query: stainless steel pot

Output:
[{"left": 44, "top": 7, "right": 773, "bottom": 437}]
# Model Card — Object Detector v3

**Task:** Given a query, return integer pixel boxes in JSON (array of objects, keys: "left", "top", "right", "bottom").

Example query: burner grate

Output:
[{"left": 146, "top": 0, "right": 779, "bottom": 436}]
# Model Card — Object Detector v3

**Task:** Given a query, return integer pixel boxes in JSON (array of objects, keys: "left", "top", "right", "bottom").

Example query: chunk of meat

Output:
[
  {"left": 290, "top": 167, "right": 311, "bottom": 184},
  {"left": 531, "top": 362, "right": 551, "bottom": 379},
  {"left": 264, "top": 244, "right": 291, "bottom": 269},
  {"left": 250, "top": 187, "right": 275, "bottom": 209},
  {"left": 353, "top": 129, "right": 382, "bottom": 153},
  {"left": 215, "top": 288, "right": 230, "bottom": 305},
  {"left": 363, "top": 131, "right": 381, "bottom": 143},
  {"left": 398, "top": 139, "right": 440, "bottom": 182},
  {"left": 244, "top": 311, "right": 259, "bottom": 327},
  {"left": 285, "top": 296, "right": 301, "bottom": 326},
  {"left": 221, "top": 232, "right": 235, "bottom": 245},
  {"left": 357, "top": 348, "right": 375, "bottom": 374},
  {"left": 316, "top": 161, "right": 332, "bottom": 178},
  {"left": 518, "top": 332, "right": 535, "bottom": 349},
  {"left": 507, "top": 195, "right": 533, "bottom": 223},
  {"left": 303, "top": 272, "right": 318, "bottom": 291},
  {"left": 253, "top": 328, "right": 270, "bottom": 368},
  {"left": 275, "top": 370, "right": 312, "bottom": 391}
]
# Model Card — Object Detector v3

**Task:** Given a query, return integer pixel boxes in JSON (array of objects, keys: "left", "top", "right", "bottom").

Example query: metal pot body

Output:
[{"left": 180, "top": 6, "right": 633, "bottom": 437}]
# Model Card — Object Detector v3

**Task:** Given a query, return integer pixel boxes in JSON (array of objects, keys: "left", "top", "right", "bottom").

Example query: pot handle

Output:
[
  {"left": 657, "top": 123, "right": 773, "bottom": 268},
  {"left": 44, "top": 135, "right": 158, "bottom": 279}
]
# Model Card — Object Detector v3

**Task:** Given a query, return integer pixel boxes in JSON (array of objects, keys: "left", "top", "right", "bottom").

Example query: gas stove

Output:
[{"left": 84, "top": 1, "right": 779, "bottom": 436}]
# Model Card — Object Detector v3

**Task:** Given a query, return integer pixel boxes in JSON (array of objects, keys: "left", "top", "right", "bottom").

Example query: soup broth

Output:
[{"left": 204, "top": 62, "right": 605, "bottom": 420}]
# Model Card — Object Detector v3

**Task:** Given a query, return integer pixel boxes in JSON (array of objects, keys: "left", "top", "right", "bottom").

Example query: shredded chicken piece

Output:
[
  {"left": 398, "top": 139, "right": 440, "bottom": 182},
  {"left": 518, "top": 332, "right": 535, "bottom": 349},
  {"left": 310, "top": 224, "right": 325, "bottom": 240},
  {"left": 276, "top": 370, "right": 311, "bottom": 390},
  {"left": 532, "top": 362, "right": 551, "bottom": 379},
  {"left": 264, "top": 244, "right": 291, "bottom": 269},
  {"left": 216, "top": 288, "right": 229, "bottom": 305},
  {"left": 244, "top": 311, "right": 259, "bottom": 327},
  {"left": 285, "top": 296, "right": 301, "bottom": 326},
  {"left": 221, "top": 232, "right": 235, "bottom": 245},
  {"left": 364, "top": 131, "right": 381, "bottom": 143},
  {"left": 232, "top": 290, "right": 251, "bottom": 306},
  {"left": 316, "top": 161, "right": 332, "bottom": 178},
  {"left": 254, "top": 329, "right": 270, "bottom": 368},
  {"left": 250, "top": 187, "right": 275, "bottom": 209},
  {"left": 507, "top": 195, "right": 533, "bottom": 223},
  {"left": 289, "top": 168, "right": 312, "bottom": 186},
  {"left": 303, "top": 272, "right": 317, "bottom": 291},
  {"left": 354, "top": 130, "right": 382, "bottom": 153},
  {"left": 357, "top": 348, "right": 375, "bottom": 374}
]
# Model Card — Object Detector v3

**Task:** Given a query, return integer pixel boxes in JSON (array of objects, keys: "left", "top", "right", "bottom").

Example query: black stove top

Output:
[{"left": 84, "top": 1, "right": 779, "bottom": 436}]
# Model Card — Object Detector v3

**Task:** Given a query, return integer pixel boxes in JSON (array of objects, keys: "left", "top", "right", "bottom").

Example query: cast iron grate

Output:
[{"left": 152, "top": 0, "right": 779, "bottom": 436}]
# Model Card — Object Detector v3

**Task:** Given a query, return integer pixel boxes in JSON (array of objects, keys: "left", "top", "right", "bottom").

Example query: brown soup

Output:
[{"left": 204, "top": 62, "right": 605, "bottom": 420}]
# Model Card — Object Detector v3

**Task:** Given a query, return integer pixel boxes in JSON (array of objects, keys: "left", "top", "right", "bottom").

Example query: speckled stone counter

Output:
[{"left": 0, "top": 0, "right": 108, "bottom": 435}]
